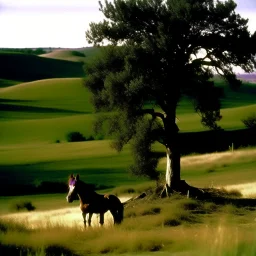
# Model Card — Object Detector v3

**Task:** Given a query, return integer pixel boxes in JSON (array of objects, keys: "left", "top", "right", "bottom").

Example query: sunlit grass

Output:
[
  {"left": 1, "top": 50, "right": 256, "bottom": 255},
  {"left": 0, "top": 78, "right": 92, "bottom": 113},
  {"left": 40, "top": 47, "right": 100, "bottom": 64},
  {"left": 0, "top": 143, "right": 255, "bottom": 201},
  {"left": 157, "top": 147, "right": 256, "bottom": 188},
  {"left": 1, "top": 195, "right": 256, "bottom": 255},
  {"left": 177, "top": 104, "right": 256, "bottom": 132},
  {"left": 40, "top": 49, "right": 86, "bottom": 62}
]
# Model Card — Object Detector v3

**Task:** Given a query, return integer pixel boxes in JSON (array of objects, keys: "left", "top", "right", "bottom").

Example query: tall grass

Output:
[{"left": 1, "top": 195, "right": 256, "bottom": 255}]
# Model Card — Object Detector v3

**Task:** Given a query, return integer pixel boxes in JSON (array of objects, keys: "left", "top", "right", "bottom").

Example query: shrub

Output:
[
  {"left": 86, "top": 135, "right": 95, "bottom": 141},
  {"left": 95, "top": 134, "right": 104, "bottom": 140},
  {"left": 10, "top": 201, "right": 36, "bottom": 212},
  {"left": 71, "top": 51, "right": 85, "bottom": 57},
  {"left": 242, "top": 113, "right": 256, "bottom": 129},
  {"left": 66, "top": 131, "right": 86, "bottom": 142}
]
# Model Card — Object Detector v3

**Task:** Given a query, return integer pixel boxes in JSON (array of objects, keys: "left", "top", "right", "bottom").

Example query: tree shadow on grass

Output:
[{"left": 0, "top": 99, "right": 87, "bottom": 114}]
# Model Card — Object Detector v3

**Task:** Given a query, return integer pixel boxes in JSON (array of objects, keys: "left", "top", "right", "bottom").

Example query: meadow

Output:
[{"left": 0, "top": 48, "right": 256, "bottom": 255}]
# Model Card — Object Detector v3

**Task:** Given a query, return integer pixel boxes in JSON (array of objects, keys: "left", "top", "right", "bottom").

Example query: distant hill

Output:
[
  {"left": 40, "top": 47, "right": 100, "bottom": 63},
  {"left": 40, "top": 50, "right": 86, "bottom": 62},
  {"left": 0, "top": 52, "right": 85, "bottom": 82}
]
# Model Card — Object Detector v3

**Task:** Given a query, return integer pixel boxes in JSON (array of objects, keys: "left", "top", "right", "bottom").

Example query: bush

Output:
[
  {"left": 10, "top": 201, "right": 36, "bottom": 212},
  {"left": 71, "top": 51, "right": 85, "bottom": 57},
  {"left": 66, "top": 132, "right": 97, "bottom": 142},
  {"left": 66, "top": 131, "right": 86, "bottom": 142},
  {"left": 242, "top": 113, "right": 256, "bottom": 129},
  {"left": 86, "top": 135, "right": 95, "bottom": 141}
]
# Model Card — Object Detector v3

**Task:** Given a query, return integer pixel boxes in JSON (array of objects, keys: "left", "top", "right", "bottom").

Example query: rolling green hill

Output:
[
  {"left": 0, "top": 52, "right": 84, "bottom": 82},
  {"left": 40, "top": 50, "right": 86, "bottom": 62},
  {"left": 0, "top": 78, "right": 96, "bottom": 144},
  {"left": 40, "top": 47, "right": 101, "bottom": 63},
  {"left": 0, "top": 77, "right": 255, "bottom": 145},
  {"left": 0, "top": 78, "right": 92, "bottom": 114},
  {"left": 0, "top": 79, "right": 21, "bottom": 88},
  {"left": 0, "top": 49, "right": 255, "bottom": 196}
]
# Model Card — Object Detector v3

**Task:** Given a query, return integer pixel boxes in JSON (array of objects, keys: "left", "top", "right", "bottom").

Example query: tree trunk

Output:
[
  {"left": 166, "top": 145, "right": 180, "bottom": 187},
  {"left": 164, "top": 115, "right": 181, "bottom": 195}
]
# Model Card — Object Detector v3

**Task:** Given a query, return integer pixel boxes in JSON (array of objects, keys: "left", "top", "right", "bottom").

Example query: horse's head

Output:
[{"left": 66, "top": 174, "right": 80, "bottom": 203}]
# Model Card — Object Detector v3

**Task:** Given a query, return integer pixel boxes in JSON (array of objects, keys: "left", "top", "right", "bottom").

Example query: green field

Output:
[
  {"left": 0, "top": 51, "right": 84, "bottom": 82},
  {"left": 40, "top": 47, "right": 100, "bottom": 63},
  {"left": 0, "top": 74, "right": 255, "bottom": 189},
  {"left": 0, "top": 53, "right": 255, "bottom": 190}
]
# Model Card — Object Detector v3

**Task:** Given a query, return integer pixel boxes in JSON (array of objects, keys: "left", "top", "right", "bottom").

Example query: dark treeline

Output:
[
  {"left": 0, "top": 48, "right": 50, "bottom": 55},
  {"left": 0, "top": 181, "right": 113, "bottom": 196},
  {"left": 179, "top": 128, "right": 256, "bottom": 155}
]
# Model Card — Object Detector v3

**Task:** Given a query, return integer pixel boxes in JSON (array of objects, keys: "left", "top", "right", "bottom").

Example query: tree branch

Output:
[{"left": 139, "top": 109, "right": 165, "bottom": 121}]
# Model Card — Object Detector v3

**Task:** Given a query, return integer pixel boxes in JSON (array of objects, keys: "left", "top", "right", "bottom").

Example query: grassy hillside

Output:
[
  {"left": 0, "top": 52, "right": 84, "bottom": 82},
  {"left": 0, "top": 140, "right": 255, "bottom": 195},
  {"left": 0, "top": 50, "right": 255, "bottom": 197},
  {"left": 0, "top": 78, "right": 96, "bottom": 144},
  {"left": 0, "top": 78, "right": 92, "bottom": 114},
  {"left": 0, "top": 49, "right": 256, "bottom": 256},
  {"left": 0, "top": 141, "right": 140, "bottom": 191},
  {"left": 177, "top": 104, "right": 256, "bottom": 131},
  {"left": 0, "top": 76, "right": 255, "bottom": 145},
  {"left": 40, "top": 47, "right": 100, "bottom": 63},
  {"left": 0, "top": 79, "right": 21, "bottom": 88},
  {"left": 215, "top": 79, "right": 256, "bottom": 108},
  {"left": 40, "top": 49, "right": 86, "bottom": 62},
  {"left": 0, "top": 77, "right": 255, "bottom": 145}
]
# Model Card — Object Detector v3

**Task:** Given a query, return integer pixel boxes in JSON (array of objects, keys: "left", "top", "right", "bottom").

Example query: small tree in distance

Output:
[
  {"left": 242, "top": 113, "right": 256, "bottom": 130},
  {"left": 84, "top": 0, "right": 256, "bottom": 195}
]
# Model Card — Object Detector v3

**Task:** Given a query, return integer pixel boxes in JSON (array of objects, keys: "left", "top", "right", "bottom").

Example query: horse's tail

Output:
[{"left": 108, "top": 195, "right": 124, "bottom": 224}]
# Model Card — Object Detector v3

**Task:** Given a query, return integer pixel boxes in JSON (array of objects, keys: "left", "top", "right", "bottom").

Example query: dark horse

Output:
[{"left": 66, "top": 174, "right": 124, "bottom": 227}]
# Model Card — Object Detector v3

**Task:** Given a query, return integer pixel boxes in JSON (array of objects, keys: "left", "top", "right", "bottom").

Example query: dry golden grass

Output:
[
  {"left": 1, "top": 194, "right": 256, "bottom": 256},
  {"left": 180, "top": 148, "right": 256, "bottom": 169},
  {"left": 1, "top": 147, "right": 256, "bottom": 255}
]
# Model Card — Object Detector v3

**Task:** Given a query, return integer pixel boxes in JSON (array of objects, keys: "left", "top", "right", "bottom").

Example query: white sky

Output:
[{"left": 0, "top": 0, "right": 255, "bottom": 48}]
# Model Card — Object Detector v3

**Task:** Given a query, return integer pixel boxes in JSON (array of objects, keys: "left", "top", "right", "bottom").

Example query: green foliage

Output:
[
  {"left": 71, "top": 50, "right": 85, "bottom": 57},
  {"left": 242, "top": 113, "right": 256, "bottom": 129},
  {"left": 129, "top": 118, "right": 161, "bottom": 180},
  {"left": 0, "top": 47, "right": 48, "bottom": 55},
  {"left": 85, "top": 0, "right": 256, "bottom": 182},
  {"left": 66, "top": 132, "right": 97, "bottom": 143},
  {"left": 66, "top": 131, "right": 86, "bottom": 142}
]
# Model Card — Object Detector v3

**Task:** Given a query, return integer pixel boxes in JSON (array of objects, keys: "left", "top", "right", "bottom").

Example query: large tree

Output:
[{"left": 85, "top": 0, "right": 256, "bottom": 193}]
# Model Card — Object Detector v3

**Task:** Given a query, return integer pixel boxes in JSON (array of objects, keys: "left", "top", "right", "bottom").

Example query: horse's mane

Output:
[{"left": 77, "top": 180, "right": 96, "bottom": 192}]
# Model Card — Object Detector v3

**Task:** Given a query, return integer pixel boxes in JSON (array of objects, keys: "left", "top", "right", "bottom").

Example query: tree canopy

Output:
[{"left": 84, "top": 0, "right": 256, "bottom": 187}]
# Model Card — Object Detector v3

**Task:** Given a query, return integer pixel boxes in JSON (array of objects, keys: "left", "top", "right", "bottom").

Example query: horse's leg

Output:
[
  {"left": 99, "top": 213, "right": 104, "bottom": 226},
  {"left": 88, "top": 213, "right": 93, "bottom": 226},
  {"left": 82, "top": 212, "right": 87, "bottom": 228},
  {"left": 110, "top": 209, "right": 116, "bottom": 224}
]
